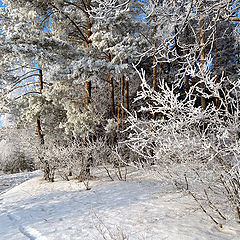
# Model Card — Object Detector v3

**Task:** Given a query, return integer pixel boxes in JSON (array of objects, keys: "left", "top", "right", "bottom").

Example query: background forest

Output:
[{"left": 0, "top": 0, "right": 240, "bottom": 227}]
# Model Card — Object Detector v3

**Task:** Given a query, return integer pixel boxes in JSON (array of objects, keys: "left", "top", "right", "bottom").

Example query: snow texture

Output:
[{"left": 0, "top": 169, "right": 240, "bottom": 240}]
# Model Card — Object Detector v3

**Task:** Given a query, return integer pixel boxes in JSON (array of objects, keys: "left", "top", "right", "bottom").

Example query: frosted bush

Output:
[
  {"left": 0, "top": 127, "right": 36, "bottom": 173},
  {"left": 105, "top": 118, "right": 117, "bottom": 133},
  {"left": 125, "top": 68, "right": 240, "bottom": 224}
]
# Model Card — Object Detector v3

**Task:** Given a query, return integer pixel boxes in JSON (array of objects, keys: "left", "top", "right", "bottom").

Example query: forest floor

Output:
[{"left": 0, "top": 168, "right": 240, "bottom": 240}]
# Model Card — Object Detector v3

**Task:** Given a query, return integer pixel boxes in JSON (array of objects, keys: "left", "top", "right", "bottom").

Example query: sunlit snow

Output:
[{"left": 0, "top": 169, "right": 239, "bottom": 240}]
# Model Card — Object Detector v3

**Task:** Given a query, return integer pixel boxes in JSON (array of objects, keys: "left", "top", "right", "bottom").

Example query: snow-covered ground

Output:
[
  {"left": 0, "top": 168, "right": 239, "bottom": 240},
  {"left": 0, "top": 170, "right": 43, "bottom": 194}
]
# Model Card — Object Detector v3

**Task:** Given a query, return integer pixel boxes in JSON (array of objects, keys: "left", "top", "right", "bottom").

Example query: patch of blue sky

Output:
[{"left": 39, "top": 10, "right": 52, "bottom": 33}]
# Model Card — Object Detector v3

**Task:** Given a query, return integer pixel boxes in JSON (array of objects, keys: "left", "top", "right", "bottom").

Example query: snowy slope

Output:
[
  {"left": 0, "top": 171, "right": 43, "bottom": 194},
  {"left": 0, "top": 169, "right": 239, "bottom": 240}
]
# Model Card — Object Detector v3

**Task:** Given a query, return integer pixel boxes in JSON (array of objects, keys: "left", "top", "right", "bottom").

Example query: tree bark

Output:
[
  {"left": 152, "top": 53, "right": 157, "bottom": 119},
  {"left": 120, "top": 60, "right": 125, "bottom": 122},
  {"left": 215, "top": 39, "right": 220, "bottom": 108},
  {"left": 84, "top": 5, "right": 92, "bottom": 177},
  {"left": 84, "top": 3, "right": 92, "bottom": 107},
  {"left": 185, "top": 24, "right": 190, "bottom": 92},
  {"left": 36, "top": 69, "right": 44, "bottom": 144},
  {"left": 124, "top": 59, "right": 129, "bottom": 112},
  {"left": 84, "top": 81, "right": 91, "bottom": 106},
  {"left": 108, "top": 53, "right": 115, "bottom": 118},
  {"left": 109, "top": 75, "right": 115, "bottom": 118},
  {"left": 117, "top": 79, "right": 121, "bottom": 129},
  {"left": 200, "top": 5, "right": 206, "bottom": 110},
  {"left": 37, "top": 69, "right": 52, "bottom": 181}
]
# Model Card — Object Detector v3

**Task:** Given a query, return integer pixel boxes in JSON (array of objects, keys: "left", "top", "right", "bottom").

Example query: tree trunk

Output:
[
  {"left": 37, "top": 69, "right": 44, "bottom": 145},
  {"left": 84, "top": 81, "right": 91, "bottom": 106},
  {"left": 185, "top": 24, "right": 190, "bottom": 92},
  {"left": 36, "top": 118, "right": 44, "bottom": 145},
  {"left": 117, "top": 79, "right": 121, "bottom": 129},
  {"left": 85, "top": 8, "right": 92, "bottom": 107},
  {"left": 152, "top": 56, "right": 157, "bottom": 119},
  {"left": 124, "top": 59, "right": 129, "bottom": 112},
  {"left": 200, "top": 5, "right": 206, "bottom": 110},
  {"left": 84, "top": 6, "right": 92, "bottom": 176},
  {"left": 109, "top": 75, "right": 115, "bottom": 118},
  {"left": 37, "top": 69, "right": 52, "bottom": 181},
  {"left": 108, "top": 53, "right": 115, "bottom": 118},
  {"left": 120, "top": 60, "right": 125, "bottom": 122},
  {"left": 215, "top": 39, "right": 220, "bottom": 108}
]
